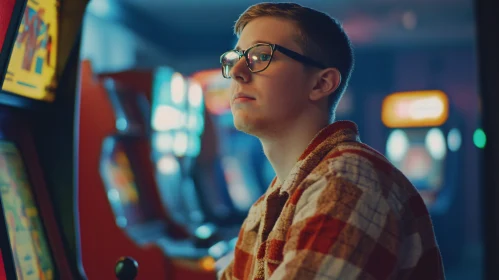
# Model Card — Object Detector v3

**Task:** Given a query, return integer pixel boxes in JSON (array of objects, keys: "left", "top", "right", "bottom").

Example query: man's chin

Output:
[{"left": 233, "top": 116, "right": 261, "bottom": 137}]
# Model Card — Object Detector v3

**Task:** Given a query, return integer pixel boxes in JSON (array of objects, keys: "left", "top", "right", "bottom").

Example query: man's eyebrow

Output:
[{"left": 235, "top": 40, "right": 273, "bottom": 51}]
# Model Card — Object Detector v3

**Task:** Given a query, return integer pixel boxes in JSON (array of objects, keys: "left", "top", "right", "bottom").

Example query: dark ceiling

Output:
[
  {"left": 117, "top": 0, "right": 475, "bottom": 48},
  {"left": 85, "top": 0, "right": 476, "bottom": 73}
]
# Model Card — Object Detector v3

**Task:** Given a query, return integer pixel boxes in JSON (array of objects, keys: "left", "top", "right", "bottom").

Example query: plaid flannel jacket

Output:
[{"left": 219, "top": 121, "right": 444, "bottom": 280}]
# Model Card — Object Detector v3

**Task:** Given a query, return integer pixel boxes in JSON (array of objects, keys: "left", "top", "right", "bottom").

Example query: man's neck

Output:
[{"left": 261, "top": 117, "right": 330, "bottom": 185}]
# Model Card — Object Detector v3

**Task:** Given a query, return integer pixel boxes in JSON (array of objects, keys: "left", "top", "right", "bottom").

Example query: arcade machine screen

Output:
[
  {"left": 382, "top": 90, "right": 453, "bottom": 212},
  {"left": 0, "top": 141, "right": 55, "bottom": 279},
  {"left": 100, "top": 81, "right": 157, "bottom": 229},
  {"left": 151, "top": 68, "right": 206, "bottom": 227},
  {"left": 107, "top": 79, "right": 150, "bottom": 133},
  {"left": 386, "top": 128, "right": 446, "bottom": 206},
  {"left": 2, "top": 0, "right": 58, "bottom": 102},
  {"left": 100, "top": 140, "right": 148, "bottom": 228}
]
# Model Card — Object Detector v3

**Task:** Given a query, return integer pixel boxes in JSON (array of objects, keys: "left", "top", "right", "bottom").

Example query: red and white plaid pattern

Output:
[{"left": 219, "top": 121, "right": 444, "bottom": 280}]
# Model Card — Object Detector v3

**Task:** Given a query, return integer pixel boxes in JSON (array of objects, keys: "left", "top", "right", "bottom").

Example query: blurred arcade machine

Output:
[
  {"left": 381, "top": 90, "right": 465, "bottom": 267},
  {"left": 0, "top": 0, "right": 24, "bottom": 85},
  {"left": 77, "top": 63, "right": 217, "bottom": 279},
  {"left": 150, "top": 68, "right": 206, "bottom": 232},
  {"left": 0, "top": 0, "right": 88, "bottom": 279},
  {"left": 149, "top": 67, "right": 241, "bottom": 270}
]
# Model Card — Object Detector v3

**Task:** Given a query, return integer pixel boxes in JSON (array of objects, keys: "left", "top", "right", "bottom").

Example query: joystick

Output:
[{"left": 115, "top": 256, "right": 138, "bottom": 280}]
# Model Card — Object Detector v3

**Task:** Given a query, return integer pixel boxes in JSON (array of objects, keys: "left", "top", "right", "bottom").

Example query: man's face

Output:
[{"left": 229, "top": 17, "right": 314, "bottom": 137}]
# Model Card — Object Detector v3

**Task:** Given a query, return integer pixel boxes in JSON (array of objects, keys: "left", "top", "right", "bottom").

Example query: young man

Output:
[{"left": 218, "top": 3, "right": 444, "bottom": 280}]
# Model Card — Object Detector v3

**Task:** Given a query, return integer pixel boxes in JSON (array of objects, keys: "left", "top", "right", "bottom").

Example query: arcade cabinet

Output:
[
  {"left": 77, "top": 62, "right": 216, "bottom": 279},
  {"left": 150, "top": 68, "right": 206, "bottom": 230},
  {"left": 149, "top": 68, "right": 241, "bottom": 269},
  {"left": 104, "top": 68, "right": 220, "bottom": 276},
  {"left": 0, "top": 0, "right": 25, "bottom": 86},
  {"left": 0, "top": 0, "right": 92, "bottom": 279},
  {"left": 381, "top": 90, "right": 465, "bottom": 267}
]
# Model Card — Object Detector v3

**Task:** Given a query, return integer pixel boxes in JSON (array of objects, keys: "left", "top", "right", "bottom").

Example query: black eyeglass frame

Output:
[{"left": 220, "top": 43, "right": 327, "bottom": 79}]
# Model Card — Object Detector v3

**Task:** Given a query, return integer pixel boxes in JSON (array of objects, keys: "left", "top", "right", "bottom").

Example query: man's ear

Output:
[{"left": 309, "top": 68, "right": 341, "bottom": 101}]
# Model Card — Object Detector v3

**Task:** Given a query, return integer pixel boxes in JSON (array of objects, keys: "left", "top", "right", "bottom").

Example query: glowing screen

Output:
[
  {"left": 386, "top": 128, "right": 446, "bottom": 206},
  {"left": 100, "top": 139, "right": 148, "bottom": 227},
  {"left": 152, "top": 68, "right": 204, "bottom": 157},
  {"left": 0, "top": 141, "right": 55, "bottom": 279},
  {"left": 2, "top": 0, "right": 58, "bottom": 101}
]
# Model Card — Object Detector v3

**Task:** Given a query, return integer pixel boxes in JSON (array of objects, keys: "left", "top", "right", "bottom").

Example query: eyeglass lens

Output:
[{"left": 221, "top": 45, "right": 273, "bottom": 78}]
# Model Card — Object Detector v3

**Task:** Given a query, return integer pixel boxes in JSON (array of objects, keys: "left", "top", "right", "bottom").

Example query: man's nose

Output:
[{"left": 230, "top": 57, "right": 251, "bottom": 83}]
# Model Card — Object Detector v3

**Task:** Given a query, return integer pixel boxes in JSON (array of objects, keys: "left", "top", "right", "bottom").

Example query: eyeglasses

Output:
[{"left": 219, "top": 43, "right": 327, "bottom": 79}]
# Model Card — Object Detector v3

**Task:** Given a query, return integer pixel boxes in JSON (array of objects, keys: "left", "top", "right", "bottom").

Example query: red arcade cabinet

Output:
[
  {"left": 77, "top": 62, "right": 216, "bottom": 279},
  {"left": 0, "top": 0, "right": 89, "bottom": 279},
  {"left": 0, "top": 0, "right": 24, "bottom": 86}
]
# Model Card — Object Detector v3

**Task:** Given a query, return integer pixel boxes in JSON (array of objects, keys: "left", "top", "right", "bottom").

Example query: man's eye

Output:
[{"left": 259, "top": 54, "right": 271, "bottom": 61}]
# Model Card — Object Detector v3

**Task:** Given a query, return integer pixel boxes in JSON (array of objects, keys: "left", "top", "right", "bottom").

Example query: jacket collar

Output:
[{"left": 271, "top": 120, "right": 361, "bottom": 195}]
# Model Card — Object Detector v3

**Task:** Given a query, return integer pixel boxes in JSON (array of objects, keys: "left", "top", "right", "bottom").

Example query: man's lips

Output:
[{"left": 233, "top": 93, "right": 256, "bottom": 103}]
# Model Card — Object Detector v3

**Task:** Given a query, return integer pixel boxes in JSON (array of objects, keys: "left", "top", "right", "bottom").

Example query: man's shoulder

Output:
[
  {"left": 305, "top": 141, "right": 420, "bottom": 213},
  {"left": 314, "top": 141, "right": 396, "bottom": 181}
]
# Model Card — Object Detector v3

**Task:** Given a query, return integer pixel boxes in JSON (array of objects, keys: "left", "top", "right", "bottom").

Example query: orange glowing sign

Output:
[{"left": 382, "top": 90, "right": 449, "bottom": 128}]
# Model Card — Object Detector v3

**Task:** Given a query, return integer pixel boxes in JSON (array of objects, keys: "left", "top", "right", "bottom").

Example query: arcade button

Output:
[{"left": 115, "top": 257, "right": 139, "bottom": 280}]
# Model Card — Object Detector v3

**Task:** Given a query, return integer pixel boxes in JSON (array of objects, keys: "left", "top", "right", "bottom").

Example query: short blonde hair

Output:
[{"left": 234, "top": 3, "right": 354, "bottom": 117}]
